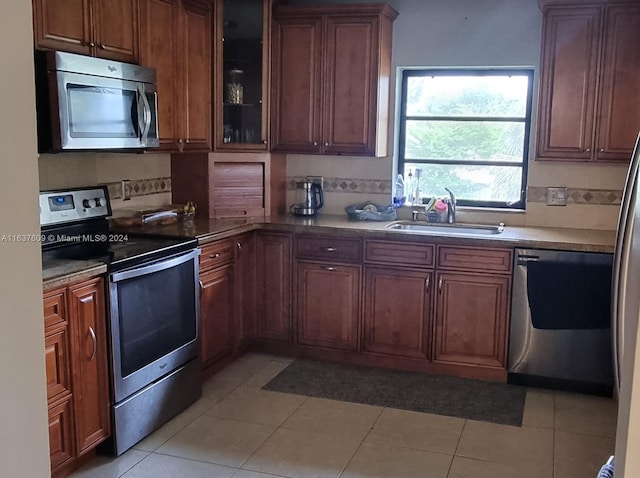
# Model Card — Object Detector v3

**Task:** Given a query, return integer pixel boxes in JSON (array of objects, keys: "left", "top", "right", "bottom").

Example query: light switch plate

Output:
[
  {"left": 547, "top": 187, "right": 568, "bottom": 206},
  {"left": 122, "top": 179, "right": 131, "bottom": 201},
  {"left": 306, "top": 176, "right": 324, "bottom": 189}
]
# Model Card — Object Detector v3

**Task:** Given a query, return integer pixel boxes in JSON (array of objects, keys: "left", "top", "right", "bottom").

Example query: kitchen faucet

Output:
[{"left": 445, "top": 188, "right": 456, "bottom": 223}]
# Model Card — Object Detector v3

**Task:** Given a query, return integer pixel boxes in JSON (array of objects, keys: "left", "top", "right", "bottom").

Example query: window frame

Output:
[{"left": 397, "top": 68, "right": 534, "bottom": 209}]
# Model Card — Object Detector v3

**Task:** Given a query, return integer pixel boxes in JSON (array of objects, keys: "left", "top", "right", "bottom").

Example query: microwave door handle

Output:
[{"left": 139, "top": 87, "right": 152, "bottom": 146}]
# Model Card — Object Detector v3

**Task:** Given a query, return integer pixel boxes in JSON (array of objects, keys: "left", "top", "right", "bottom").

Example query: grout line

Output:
[
  {"left": 336, "top": 406, "right": 385, "bottom": 478},
  {"left": 114, "top": 449, "right": 152, "bottom": 478}
]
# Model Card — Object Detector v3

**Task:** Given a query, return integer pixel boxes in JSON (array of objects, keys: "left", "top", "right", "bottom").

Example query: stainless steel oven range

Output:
[{"left": 40, "top": 186, "right": 201, "bottom": 455}]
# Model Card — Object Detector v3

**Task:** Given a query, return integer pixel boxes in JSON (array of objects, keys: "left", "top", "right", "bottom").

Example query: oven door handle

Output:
[{"left": 110, "top": 249, "right": 200, "bottom": 283}]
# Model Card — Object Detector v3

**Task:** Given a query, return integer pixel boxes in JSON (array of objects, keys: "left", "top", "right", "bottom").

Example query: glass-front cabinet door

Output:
[{"left": 214, "top": 0, "right": 270, "bottom": 151}]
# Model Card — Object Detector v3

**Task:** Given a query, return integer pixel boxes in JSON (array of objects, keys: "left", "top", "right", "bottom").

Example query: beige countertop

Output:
[{"left": 44, "top": 214, "right": 617, "bottom": 285}]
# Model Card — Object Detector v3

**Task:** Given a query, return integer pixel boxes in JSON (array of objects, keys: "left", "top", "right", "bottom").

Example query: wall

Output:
[
  {"left": 39, "top": 152, "right": 172, "bottom": 212},
  {"left": 286, "top": 0, "right": 628, "bottom": 230},
  {"left": 0, "top": 0, "right": 51, "bottom": 476}
]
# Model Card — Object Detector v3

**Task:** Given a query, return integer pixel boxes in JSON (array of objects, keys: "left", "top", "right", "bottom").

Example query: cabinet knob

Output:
[
  {"left": 237, "top": 242, "right": 242, "bottom": 250},
  {"left": 313, "top": 142, "right": 318, "bottom": 146},
  {"left": 89, "top": 41, "right": 95, "bottom": 47},
  {"left": 321, "top": 247, "right": 337, "bottom": 252},
  {"left": 100, "top": 43, "right": 106, "bottom": 49},
  {"left": 586, "top": 148, "right": 591, "bottom": 153},
  {"left": 324, "top": 142, "right": 329, "bottom": 147},
  {"left": 321, "top": 266, "right": 337, "bottom": 271},
  {"left": 178, "top": 139, "right": 183, "bottom": 143},
  {"left": 600, "top": 148, "right": 605, "bottom": 152},
  {"left": 263, "top": 140, "right": 267, "bottom": 145},
  {"left": 210, "top": 252, "right": 220, "bottom": 259},
  {"left": 186, "top": 139, "right": 190, "bottom": 144}
]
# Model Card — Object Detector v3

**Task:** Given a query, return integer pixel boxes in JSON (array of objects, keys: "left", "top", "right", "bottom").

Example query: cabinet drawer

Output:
[
  {"left": 43, "top": 289, "right": 67, "bottom": 330},
  {"left": 296, "top": 235, "right": 361, "bottom": 263},
  {"left": 48, "top": 395, "right": 74, "bottom": 472},
  {"left": 45, "top": 327, "right": 71, "bottom": 401},
  {"left": 199, "top": 239, "right": 235, "bottom": 271},
  {"left": 365, "top": 240, "right": 434, "bottom": 268},
  {"left": 437, "top": 246, "right": 512, "bottom": 273}
]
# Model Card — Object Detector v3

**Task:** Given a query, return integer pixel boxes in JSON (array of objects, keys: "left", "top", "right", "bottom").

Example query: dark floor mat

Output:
[{"left": 263, "top": 359, "right": 526, "bottom": 426}]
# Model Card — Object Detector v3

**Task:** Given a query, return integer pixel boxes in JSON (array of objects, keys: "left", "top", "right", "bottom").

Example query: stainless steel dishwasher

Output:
[{"left": 508, "top": 248, "right": 614, "bottom": 395}]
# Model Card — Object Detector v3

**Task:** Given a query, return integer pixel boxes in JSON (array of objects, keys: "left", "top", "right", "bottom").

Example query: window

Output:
[{"left": 398, "top": 69, "right": 534, "bottom": 209}]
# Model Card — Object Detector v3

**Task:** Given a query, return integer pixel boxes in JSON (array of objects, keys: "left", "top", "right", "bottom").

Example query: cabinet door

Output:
[
  {"left": 68, "top": 278, "right": 110, "bottom": 456},
  {"left": 595, "top": 5, "right": 640, "bottom": 162},
  {"left": 235, "top": 233, "right": 257, "bottom": 349},
  {"left": 139, "top": 0, "right": 182, "bottom": 150},
  {"left": 323, "top": 15, "right": 378, "bottom": 155},
  {"left": 433, "top": 272, "right": 510, "bottom": 369},
  {"left": 200, "top": 264, "right": 235, "bottom": 365},
  {"left": 363, "top": 267, "right": 431, "bottom": 358},
  {"left": 48, "top": 396, "right": 75, "bottom": 472},
  {"left": 45, "top": 327, "right": 72, "bottom": 401},
  {"left": 92, "top": 0, "right": 139, "bottom": 62},
  {"left": 536, "top": 6, "right": 601, "bottom": 160},
  {"left": 297, "top": 261, "right": 360, "bottom": 351},
  {"left": 271, "top": 16, "right": 323, "bottom": 153},
  {"left": 181, "top": 1, "right": 212, "bottom": 151},
  {"left": 33, "top": 0, "right": 92, "bottom": 55},
  {"left": 256, "top": 233, "right": 292, "bottom": 342}
]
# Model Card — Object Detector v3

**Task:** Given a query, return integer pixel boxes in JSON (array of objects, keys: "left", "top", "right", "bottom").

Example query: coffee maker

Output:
[{"left": 290, "top": 180, "right": 324, "bottom": 216}]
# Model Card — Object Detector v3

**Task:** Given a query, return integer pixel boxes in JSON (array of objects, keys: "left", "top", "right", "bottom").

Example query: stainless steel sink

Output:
[{"left": 385, "top": 221, "right": 505, "bottom": 235}]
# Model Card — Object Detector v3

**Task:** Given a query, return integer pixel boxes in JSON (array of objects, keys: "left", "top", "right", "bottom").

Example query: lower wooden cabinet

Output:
[
  {"left": 235, "top": 233, "right": 257, "bottom": 349},
  {"left": 256, "top": 232, "right": 292, "bottom": 342},
  {"left": 296, "top": 261, "right": 360, "bottom": 351},
  {"left": 433, "top": 271, "right": 510, "bottom": 369},
  {"left": 43, "top": 276, "right": 110, "bottom": 474},
  {"left": 363, "top": 267, "right": 432, "bottom": 358},
  {"left": 200, "top": 264, "right": 235, "bottom": 365}
]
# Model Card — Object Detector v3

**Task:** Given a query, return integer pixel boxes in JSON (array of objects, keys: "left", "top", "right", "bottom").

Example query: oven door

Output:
[
  {"left": 109, "top": 249, "right": 199, "bottom": 403},
  {"left": 54, "top": 70, "right": 159, "bottom": 150}
]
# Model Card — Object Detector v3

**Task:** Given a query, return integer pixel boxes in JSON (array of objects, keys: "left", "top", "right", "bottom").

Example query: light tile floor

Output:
[{"left": 70, "top": 353, "right": 618, "bottom": 478}]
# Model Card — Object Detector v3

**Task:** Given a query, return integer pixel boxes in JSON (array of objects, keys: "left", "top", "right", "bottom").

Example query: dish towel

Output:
[{"left": 597, "top": 456, "right": 615, "bottom": 478}]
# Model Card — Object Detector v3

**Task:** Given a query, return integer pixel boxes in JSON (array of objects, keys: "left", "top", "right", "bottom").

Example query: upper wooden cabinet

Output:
[
  {"left": 33, "top": 0, "right": 139, "bottom": 63},
  {"left": 537, "top": 2, "right": 640, "bottom": 162},
  {"left": 271, "top": 4, "right": 398, "bottom": 157},
  {"left": 139, "top": 0, "right": 212, "bottom": 152},
  {"left": 213, "top": 0, "right": 272, "bottom": 152}
]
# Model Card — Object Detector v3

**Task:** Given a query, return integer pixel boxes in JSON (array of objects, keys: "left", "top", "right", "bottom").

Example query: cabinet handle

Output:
[
  {"left": 178, "top": 139, "right": 183, "bottom": 143},
  {"left": 88, "top": 327, "right": 97, "bottom": 362},
  {"left": 321, "top": 247, "right": 337, "bottom": 252},
  {"left": 263, "top": 140, "right": 267, "bottom": 145},
  {"left": 586, "top": 148, "right": 591, "bottom": 153},
  {"left": 324, "top": 142, "right": 329, "bottom": 147},
  {"left": 425, "top": 276, "right": 430, "bottom": 293},
  {"left": 210, "top": 252, "right": 220, "bottom": 259},
  {"left": 600, "top": 148, "right": 605, "bottom": 152},
  {"left": 237, "top": 241, "right": 242, "bottom": 251},
  {"left": 100, "top": 43, "right": 106, "bottom": 49},
  {"left": 89, "top": 41, "right": 95, "bottom": 47},
  {"left": 321, "top": 266, "right": 337, "bottom": 271},
  {"left": 313, "top": 142, "right": 318, "bottom": 146},
  {"left": 199, "top": 279, "right": 204, "bottom": 297},
  {"left": 438, "top": 277, "right": 443, "bottom": 294}
]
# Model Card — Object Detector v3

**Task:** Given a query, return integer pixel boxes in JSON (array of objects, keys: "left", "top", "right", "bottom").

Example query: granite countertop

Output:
[
  {"left": 42, "top": 259, "right": 107, "bottom": 291},
  {"left": 44, "top": 214, "right": 617, "bottom": 285}
]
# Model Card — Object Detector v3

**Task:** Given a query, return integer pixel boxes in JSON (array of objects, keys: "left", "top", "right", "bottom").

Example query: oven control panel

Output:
[{"left": 40, "top": 186, "right": 111, "bottom": 226}]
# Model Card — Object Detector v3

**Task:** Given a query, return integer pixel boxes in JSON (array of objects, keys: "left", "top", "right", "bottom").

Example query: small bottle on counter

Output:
[{"left": 393, "top": 174, "right": 405, "bottom": 206}]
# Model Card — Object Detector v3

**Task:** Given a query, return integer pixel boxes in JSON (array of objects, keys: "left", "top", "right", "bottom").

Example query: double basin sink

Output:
[{"left": 386, "top": 221, "right": 505, "bottom": 236}]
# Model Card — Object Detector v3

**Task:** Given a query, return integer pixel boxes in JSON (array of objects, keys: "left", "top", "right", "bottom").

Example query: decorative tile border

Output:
[
  {"left": 288, "top": 177, "right": 392, "bottom": 195},
  {"left": 102, "top": 177, "right": 171, "bottom": 200},
  {"left": 527, "top": 186, "right": 622, "bottom": 205}
]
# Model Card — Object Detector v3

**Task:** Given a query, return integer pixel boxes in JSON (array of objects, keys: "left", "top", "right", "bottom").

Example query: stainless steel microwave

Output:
[{"left": 35, "top": 50, "right": 159, "bottom": 152}]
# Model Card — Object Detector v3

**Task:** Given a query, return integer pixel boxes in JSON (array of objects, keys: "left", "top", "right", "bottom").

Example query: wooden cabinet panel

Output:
[
  {"left": 200, "top": 239, "right": 235, "bottom": 272},
  {"left": 45, "top": 327, "right": 72, "bottom": 401},
  {"left": 182, "top": 3, "right": 212, "bottom": 151},
  {"left": 139, "top": 0, "right": 181, "bottom": 150},
  {"left": 44, "top": 289, "right": 67, "bottom": 330},
  {"left": 33, "top": 0, "right": 92, "bottom": 55},
  {"left": 200, "top": 264, "right": 235, "bottom": 364},
  {"left": 271, "top": 17, "right": 323, "bottom": 153},
  {"left": 324, "top": 17, "right": 377, "bottom": 155},
  {"left": 595, "top": 5, "right": 640, "bottom": 162},
  {"left": 212, "top": 162, "right": 266, "bottom": 217},
  {"left": 92, "top": 0, "right": 139, "bottom": 62},
  {"left": 297, "top": 261, "right": 360, "bottom": 351},
  {"left": 68, "top": 278, "right": 110, "bottom": 456},
  {"left": 365, "top": 240, "right": 434, "bottom": 268},
  {"left": 433, "top": 272, "right": 510, "bottom": 368},
  {"left": 364, "top": 267, "right": 431, "bottom": 358},
  {"left": 48, "top": 396, "right": 75, "bottom": 472},
  {"left": 296, "top": 235, "right": 361, "bottom": 263},
  {"left": 256, "top": 233, "right": 292, "bottom": 342},
  {"left": 235, "top": 233, "right": 257, "bottom": 348},
  {"left": 437, "top": 245, "right": 512, "bottom": 273}
]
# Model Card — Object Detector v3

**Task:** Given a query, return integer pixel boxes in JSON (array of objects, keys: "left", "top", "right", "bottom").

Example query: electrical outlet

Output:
[
  {"left": 547, "top": 187, "right": 568, "bottom": 206},
  {"left": 306, "top": 175, "right": 324, "bottom": 189},
  {"left": 122, "top": 179, "right": 131, "bottom": 201}
]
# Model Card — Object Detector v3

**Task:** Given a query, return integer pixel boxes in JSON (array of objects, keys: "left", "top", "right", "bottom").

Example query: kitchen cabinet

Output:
[
  {"left": 295, "top": 235, "right": 361, "bottom": 350},
  {"left": 198, "top": 240, "right": 235, "bottom": 368},
  {"left": 271, "top": 3, "right": 397, "bottom": 157},
  {"left": 33, "top": 0, "right": 139, "bottom": 63},
  {"left": 537, "top": 2, "right": 640, "bottom": 162},
  {"left": 432, "top": 246, "right": 512, "bottom": 369},
  {"left": 43, "top": 276, "right": 110, "bottom": 475},
  {"left": 256, "top": 232, "right": 292, "bottom": 342},
  {"left": 139, "top": 0, "right": 212, "bottom": 152},
  {"left": 214, "top": 0, "right": 272, "bottom": 151},
  {"left": 235, "top": 233, "right": 257, "bottom": 349}
]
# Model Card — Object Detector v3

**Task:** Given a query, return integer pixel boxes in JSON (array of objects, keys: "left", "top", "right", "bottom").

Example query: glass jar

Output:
[{"left": 225, "top": 68, "right": 244, "bottom": 104}]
